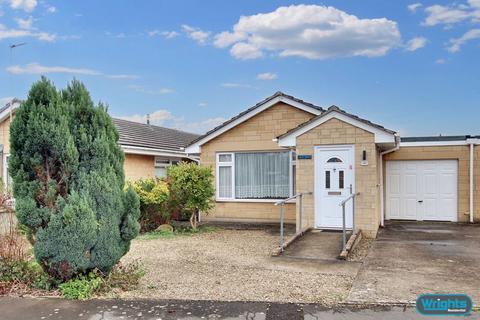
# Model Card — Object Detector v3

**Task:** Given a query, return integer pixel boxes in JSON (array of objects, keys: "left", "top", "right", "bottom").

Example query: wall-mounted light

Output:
[{"left": 361, "top": 150, "right": 368, "bottom": 166}]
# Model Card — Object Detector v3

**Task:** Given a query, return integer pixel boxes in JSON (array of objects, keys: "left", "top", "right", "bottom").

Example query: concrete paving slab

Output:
[
  {"left": 281, "top": 230, "right": 346, "bottom": 260},
  {"left": 348, "top": 221, "right": 480, "bottom": 305}
]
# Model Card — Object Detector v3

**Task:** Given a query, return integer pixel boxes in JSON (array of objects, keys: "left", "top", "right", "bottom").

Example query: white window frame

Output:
[
  {"left": 3, "top": 154, "right": 10, "bottom": 190},
  {"left": 154, "top": 157, "right": 179, "bottom": 178},
  {"left": 215, "top": 150, "right": 296, "bottom": 202},
  {"left": 216, "top": 152, "right": 235, "bottom": 200}
]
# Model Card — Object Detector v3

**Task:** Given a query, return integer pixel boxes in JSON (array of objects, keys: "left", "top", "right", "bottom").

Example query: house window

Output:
[
  {"left": 154, "top": 157, "right": 177, "bottom": 178},
  {"left": 327, "top": 157, "right": 343, "bottom": 163},
  {"left": 3, "top": 154, "right": 10, "bottom": 191},
  {"left": 325, "top": 171, "right": 331, "bottom": 189},
  {"left": 216, "top": 151, "right": 295, "bottom": 200},
  {"left": 339, "top": 170, "right": 344, "bottom": 189}
]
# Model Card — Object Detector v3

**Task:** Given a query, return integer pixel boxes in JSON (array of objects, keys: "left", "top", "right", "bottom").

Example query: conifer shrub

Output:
[{"left": 9, "top": 77, "right": 140, "bottom": 281}]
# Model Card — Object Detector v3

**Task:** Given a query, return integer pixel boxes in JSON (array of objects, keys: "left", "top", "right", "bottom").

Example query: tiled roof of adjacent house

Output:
[
  {"left": 1, "top": 99, "right": 199, "bottom": 152},
  {"left": 0, "top": 98, "right": 22, "bottom": 114},
  {"left": 401, "top": 135, "right": 480, "bottom": 142},
  {"left": 112, "top": 118, "right": 200, "bottom": 152},
  {"left": 187, "top": 91, "right": 324, "bottom": 146},
  {"left": 277, "top": 105, "right": 396, "bottom": 139}
]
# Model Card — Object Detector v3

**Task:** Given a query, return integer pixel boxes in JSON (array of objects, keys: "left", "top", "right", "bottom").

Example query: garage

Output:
[{"left": 386, "top": 160, "right": 458, "bottom": 222}]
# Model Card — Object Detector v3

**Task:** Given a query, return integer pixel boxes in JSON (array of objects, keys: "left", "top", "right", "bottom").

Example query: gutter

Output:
[{"left": 379, "top": 135, "right": 401, "bottom": 227}]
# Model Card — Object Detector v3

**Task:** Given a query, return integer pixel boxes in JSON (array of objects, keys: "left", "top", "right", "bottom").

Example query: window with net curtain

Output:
[{"left": 218, "top": 152, "right": 290, "bottom": 199}]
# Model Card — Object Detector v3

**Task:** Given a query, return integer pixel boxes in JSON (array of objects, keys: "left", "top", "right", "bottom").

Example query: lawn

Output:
[{"left": 119, "top": 227, "right": 356, "bottom": 304}]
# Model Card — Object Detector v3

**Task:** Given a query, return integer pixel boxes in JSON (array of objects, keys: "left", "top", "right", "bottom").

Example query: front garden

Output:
[{"left": 0, "top": 78, "right": 215, "bottom": 301}]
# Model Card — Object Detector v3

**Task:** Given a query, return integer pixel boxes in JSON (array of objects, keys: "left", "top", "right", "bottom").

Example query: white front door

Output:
[
  {"left": 315, "top": 145, "right": 355, "bottom": 229},
  {"left": 386, "top": 160, "right": 458, "bottom": 222}
]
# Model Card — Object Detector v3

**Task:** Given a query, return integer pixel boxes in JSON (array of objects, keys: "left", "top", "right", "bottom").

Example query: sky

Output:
[{"left": 0, "top": 0, "right": 479, "bottom": 136}]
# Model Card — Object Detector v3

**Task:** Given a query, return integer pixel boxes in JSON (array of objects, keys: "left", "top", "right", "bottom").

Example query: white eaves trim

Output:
[
  {"left": 0, "top": 103, "right": 20, "bottom": 123},
  {"left": 121, "top": 145, "right": 187, "bottom": 157},
  {"left": 184, "top": 95, "right": 322, "bottom": 153},
  {"left": 401, "top": 139, "right": 480, "bottom": 147},
  {"left": 278, "top": 111, "right": 396, "bottom": 147}
]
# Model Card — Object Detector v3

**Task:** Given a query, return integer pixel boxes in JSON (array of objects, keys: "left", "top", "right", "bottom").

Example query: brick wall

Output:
[
  {"left": 296, "top": 118, "right": 380, "bottom": 238},
  {"left": 124, "top": 153, "right": 155, "bottom": 181},
  {"left": 200, "top": 102, "right": 316, "bottom": 223}
]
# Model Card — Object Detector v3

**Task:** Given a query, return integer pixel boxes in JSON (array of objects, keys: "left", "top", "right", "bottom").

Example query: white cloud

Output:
[
  {"left": 118, "top": 109, "right": 226, "bottom": 134},
  {"left": 231, "top": 42, "right": 263, "bottom": 60},
  {"left": 408, "top": 3, "right": 423, "bottom": 13},
  {"left": 6, "top": 63, "right": 137, "bottom": 80},
  {"left": 405, "top": 36, "right": 427, "bottom": 51},
  {"left": 447, "top": 28, "right": 480, "bottom": 52},
  {"left": 128, "top": 84, "right": 174, "bottom": 95},
  {"left": 213, "top": 4, "right": 401, "bottom": 60},
  {"left": 182, "top": 24, "right": 210, "bottom": 45},
  {"left": 172, "top": 116, "right": 226, "bottom": 134},
  {"left": 257, "top": 72, "right": 278, "bottom": 80},
  {"left": 0, "top": 24, "right": 56, "bottom": 41},
  {"left": 119, "top": 110, "right": 173, "bottom": 125},
  {"left": 221, "top": 83, "right": 252, "bottom": 89},
  {"left": 9, "top": 0, "right": 37, "bottom": 12},
  {"left": 423, "top": 1, "right": 480, "bottom": 26},
  {"left": 106, "top": 74, "right": 139, "bottom": 80},
  {"left": 15, "top": 16, "right": 34, "bottom": 29},
  {"left": 198, "top": 102, "right": 208, "bottom": 107},
  {"left": 148, "top": 30, "right": 179, "bottom": 39},
  {"left": 435, "top": 58, "right": 446, "bottom": 64},
  {"left": 47, "top": 6, "right": 56, "bottom": 13},
  {"left": 6, "top": 62, "right": 101, "bottom": 75}
]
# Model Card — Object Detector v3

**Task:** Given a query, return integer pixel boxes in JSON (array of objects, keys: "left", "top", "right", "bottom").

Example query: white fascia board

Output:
[
  {"left": 278, "top": 111, "right": 396, "bottom": 147},
  {"left": 0, "top": 104, "right": 19, "bottom": 123},
  {"left": 185, "top": 144, "right": 200, "bottom": 154},
  {"left": 184, "top": 96, "right": 322, "bottom": 154},
  {"left": 121, "top": 145, "right": 187, "bottom": 158}
]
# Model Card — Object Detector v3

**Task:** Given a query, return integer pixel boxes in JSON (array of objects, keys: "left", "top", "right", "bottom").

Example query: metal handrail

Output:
[
  {"left": 274, "top": 194, "right": 300, "bottom": 206},
  {"left": 339, "top": 192, "right": 360, "bottom": 251},
  {"left": 275, "top": 192, "right": 312, "bottom": 252},
  {"left": 339, "top": 192, "right": 359, "bottom": 206}
]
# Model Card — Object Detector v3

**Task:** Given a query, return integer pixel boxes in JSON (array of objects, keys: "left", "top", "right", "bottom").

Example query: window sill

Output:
[{"left": 216, "top": 198, "right": 296, "bottom": 204}]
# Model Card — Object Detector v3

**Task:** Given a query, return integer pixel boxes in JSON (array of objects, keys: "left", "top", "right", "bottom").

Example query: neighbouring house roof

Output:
[
  {"left": 277, "top": 105, "right": 397, "bottom": 147},
  {"left": 400, "top": 135, "right": 480, "bottom": 146},
  {"left": 401, "top": 135, "right": 479, "bottom": 142},
  {"left": 185, "top": 91, "right": 324, "bottom": 153},
  {"left": 0, "top": 99, "right": 200, "bottom": 157},
  {"left": 0, "top": 99, "right": 21, "bottom": 122},
  {"left": 112, "top": 118, "right": 200, "bottom": 154}
]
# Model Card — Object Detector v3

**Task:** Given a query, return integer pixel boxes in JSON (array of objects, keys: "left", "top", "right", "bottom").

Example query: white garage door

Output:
[{"left": 386, "top": 160, "right": 458, "bottom": 222}]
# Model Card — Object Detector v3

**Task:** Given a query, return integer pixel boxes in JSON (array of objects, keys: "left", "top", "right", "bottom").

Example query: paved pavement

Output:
[
  {"left": 348, "top": 221, "right": 480, "bottom": 304},
  {"left": 2, "top": 297, "right": 478, "bottom": 320}
]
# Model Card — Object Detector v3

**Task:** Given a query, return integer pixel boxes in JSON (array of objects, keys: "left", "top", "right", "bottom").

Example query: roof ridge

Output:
[
  {"left": 112, "top": 117, "right": 199, "bottom": 137},
  {"left": 187, "top": 91, "right": 324, "bottom": 147},
  {"left": 277, "top": 104, "right": 396, "bottom": 139}
]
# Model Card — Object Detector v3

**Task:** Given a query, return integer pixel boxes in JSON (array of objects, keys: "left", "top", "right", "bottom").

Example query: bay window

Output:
[{"left": 216, "top": 151, "right": 295, "bottom": 200}]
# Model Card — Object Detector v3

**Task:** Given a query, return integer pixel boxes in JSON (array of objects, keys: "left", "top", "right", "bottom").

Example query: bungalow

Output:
[
  {"left": 0, "top": 100, "right": 199, "bottom": 186},
  {"left": 186, "top": 92, "right": 480, "bottom": 237}
]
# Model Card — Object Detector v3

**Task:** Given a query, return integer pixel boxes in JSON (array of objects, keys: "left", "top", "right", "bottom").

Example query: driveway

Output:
[{"left": 348, "top": 221, "right": 480, "bottom": 305}]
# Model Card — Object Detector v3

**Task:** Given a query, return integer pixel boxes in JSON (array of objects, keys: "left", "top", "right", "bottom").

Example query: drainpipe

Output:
[
  {"left": 467, "top": 138, "right": 479, "bottom": 223},
  {"left": 379, "top": 135, "right": 401, "bottom": 227}
]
